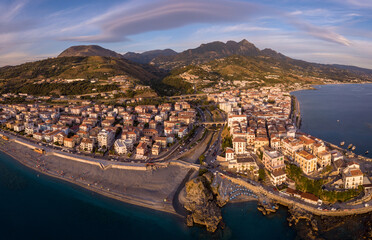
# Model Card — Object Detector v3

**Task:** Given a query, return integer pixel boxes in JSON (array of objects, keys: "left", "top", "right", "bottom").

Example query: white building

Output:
[
  {"left": 114, "top": 139, "right": 133, "bottom": 155},
  {"left": 343, "top": 162, "right": 363, "bottom": 189},
  {"left": 97, "top": 129, "right": 115, "bottom": 149},
  {"left": 233, "top": 137, "right": 246, "bottom": 154}
]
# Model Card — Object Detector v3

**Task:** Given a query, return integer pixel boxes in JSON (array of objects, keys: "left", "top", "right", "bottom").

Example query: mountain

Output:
[
  {"left": 0, "top": 56, "right": 165, "bottom": 96},
  {"left": 58, "top": 45, "right": 123, "bottom": 58},
  {"left": 123, "top": 49, "right": 177, "bottom": 64},
  {"left": 151, "top": 39, "right": 261, "bottom": 69},
  {"left": 161, "top": 54, "right": 372, "bottom": 94}
]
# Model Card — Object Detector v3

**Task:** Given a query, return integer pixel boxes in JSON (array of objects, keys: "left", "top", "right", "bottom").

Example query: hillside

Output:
[
  {"left": 161, "top": 54, "right": 372, "bottom": 94},
  {"left": 58, "top": 45, "right": 123, "bottom": 58},
  {"left": 123, "top": 49, "right": 177, "bottom": 64},
  {"left": 0, "top": 56, "right": 165, "bottom": 96}
]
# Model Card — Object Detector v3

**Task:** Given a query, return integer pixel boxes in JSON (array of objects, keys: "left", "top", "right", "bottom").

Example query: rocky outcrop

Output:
[
  {"left": 184, "top": 172, "right": 227, "bottom": 232},
  {"left": 287, "top": 206, "right": 372, "bottom": 240}
]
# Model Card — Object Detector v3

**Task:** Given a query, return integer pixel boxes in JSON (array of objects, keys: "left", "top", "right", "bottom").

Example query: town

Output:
[{"left": 0, "top": 85, "right": 371, "bottom": 213}]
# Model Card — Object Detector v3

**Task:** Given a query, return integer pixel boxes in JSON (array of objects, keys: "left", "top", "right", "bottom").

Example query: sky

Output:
[{"left": 0, "top": 0, "right": 371, "bottom": 68}]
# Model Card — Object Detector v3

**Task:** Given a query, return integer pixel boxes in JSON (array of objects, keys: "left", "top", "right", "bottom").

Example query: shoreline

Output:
[{"left": 0, "top": 142, "right": 185, "bottom": 218}]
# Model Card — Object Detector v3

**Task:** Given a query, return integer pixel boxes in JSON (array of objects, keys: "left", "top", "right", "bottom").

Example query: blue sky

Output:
[{"left": 0, "top": 0, "right": 371, "bottom": 68}]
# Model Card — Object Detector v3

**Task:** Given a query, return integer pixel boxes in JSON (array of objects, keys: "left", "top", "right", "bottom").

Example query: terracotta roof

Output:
[
  {"left": 297, "top": 150, "right": 316, "bottom": 160},
  {"left": 350, "top": 169, "right": 363, "bottom": 177},
  {"left": 300, "top": 192, "right": 319, "bottom": 202},
  {"left": 233, "top": 137, "right": 246, "bottom": 143}
]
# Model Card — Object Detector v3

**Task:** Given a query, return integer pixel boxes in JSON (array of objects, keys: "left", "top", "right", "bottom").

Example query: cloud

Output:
[
  {"left": 288, "top": 20, "right": 351, "bottom": 46},
  {"left": 61, "top": 0, "right": 262, "bottom": 42},
  {"left": 62, "top": 0, "right": 351, "bottom": 48}
]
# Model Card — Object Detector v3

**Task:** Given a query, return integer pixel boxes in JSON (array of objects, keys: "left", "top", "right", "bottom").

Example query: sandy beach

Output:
[{"left": 0, "top": 139, "right": 192, "bottom": 216}]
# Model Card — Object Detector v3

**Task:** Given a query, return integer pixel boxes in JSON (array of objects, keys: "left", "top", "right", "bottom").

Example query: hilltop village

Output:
[{"left": 0, "top": 85, "right": 371, "bottom": 233}]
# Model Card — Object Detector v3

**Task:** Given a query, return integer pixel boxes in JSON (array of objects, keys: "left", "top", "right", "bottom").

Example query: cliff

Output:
[{"left": 183, "top": 172, "right": 228, "bottom": 232}]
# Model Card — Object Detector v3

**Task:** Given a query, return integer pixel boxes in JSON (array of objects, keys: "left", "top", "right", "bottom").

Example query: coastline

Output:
[{"left": 0, "top": 141, "right": 186, "bottom": 218}]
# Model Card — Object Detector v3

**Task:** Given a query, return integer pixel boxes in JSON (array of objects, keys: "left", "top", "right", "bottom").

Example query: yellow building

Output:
[{"left": 295, "top": 150, "right": 317, "bottom": 174}]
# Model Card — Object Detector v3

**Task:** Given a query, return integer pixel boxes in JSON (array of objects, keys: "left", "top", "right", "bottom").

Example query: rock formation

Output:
[{"left": 183, "top": 172, "right": 227, "bottom": 232}]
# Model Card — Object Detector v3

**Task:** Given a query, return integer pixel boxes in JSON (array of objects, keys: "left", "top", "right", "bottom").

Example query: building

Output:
[
  {"left": 343, "top": 162, "right": 363, "bottom": 189},
  {"left": 270, "top": 169, "right": 287, "bottom": 186},
  {"left": 295, "top": 150, "right": 317, "bottom": 174},
  {"left": 262, "top": 147, "right": 286, "bottom": 186},
  {"left": 228, "top": 154, "right": 258, "bottom": 174},
  {"left": 233, "top": 137, "right": 246, "bottom": 154},
  {"left": 80, "top": 138, "right": 95, "bottom": 152},
  {"left": 136, "top": 142, "right": 147, "bottom": 157},
  {"left": 63, "top": 137, "right": 75, "bottom": 148},
  {"left": 317, "top": 150, "right": 332, "bottom": 168},
  {"left": 114, "top": 139, "right": 131, "bottom": 155},
  {"left": 262, "top": 147, "right": 285, "bottom": 172},
  {"left": 97, "top": 129, "right": 115, "bottom": 149},
  {"left": 281, "top": 137, "right": 304, "bottom": 160},
  {"left": 151, "top": 143, "right": 161, "bottom": 156}
]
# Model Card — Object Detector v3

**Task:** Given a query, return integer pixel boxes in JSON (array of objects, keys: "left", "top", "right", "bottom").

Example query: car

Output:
[
  {"left": 365, "top": 203, "right": 369, "bottom": 207},
  {"left": 331, "top": 208, "right": 336, "bottom": 211}
]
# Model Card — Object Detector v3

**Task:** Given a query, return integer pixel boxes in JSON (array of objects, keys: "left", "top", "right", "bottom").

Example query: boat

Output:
[
  {"left": 348, "top": 144, "right": 353, "bottom": 149},
  {"left": 365, "top": 151, "right": 369, "bottom": 155},
  {"left": 340, "top": 141, "right": 345, "bottom": 146},
  {"left": 352, "top": 146, "right": 356, "bottom": 151}
]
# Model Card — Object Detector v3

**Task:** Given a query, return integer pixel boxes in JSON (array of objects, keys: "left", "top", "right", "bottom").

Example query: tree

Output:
[
  {"left": 258, "top": 169, "right": 266, "bottom": 181},
  {"left": 199, "top": 154, "right": 206, "bottom": 165},
  {"left": 222, "top": 135, "right": 233, "bottom": 152}
]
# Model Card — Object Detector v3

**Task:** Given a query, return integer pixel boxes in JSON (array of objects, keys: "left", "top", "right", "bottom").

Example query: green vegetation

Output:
[
  {"left": 2, "top": 80, "right": 118, "bottom": 96},
  {"left": 286, "top": 164, "right": 363, "bottom": 203},
  {"left": 0, "top": 56, "right": 166, "bottom": 96},
  {"left": 199, "top": 168, "right": 209, "bottom": 176},
  {"left": 258, "top": 169, "right": 266, "bottom": 181},
  {"left": 199, "top": 154, "right": 206, "bottom": 165},
  {"left": 221, "top": 135, "right": 232, "bottom": 152}
]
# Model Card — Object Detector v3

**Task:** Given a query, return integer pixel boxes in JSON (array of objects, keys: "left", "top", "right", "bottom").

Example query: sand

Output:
[{"left": 0, "top": 139, "right": 191, "bottom": 216}]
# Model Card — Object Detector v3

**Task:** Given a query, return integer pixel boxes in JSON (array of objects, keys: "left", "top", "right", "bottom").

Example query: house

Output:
[
  {"left": 114, "top": 139, "right": 129, "bottom": 155},
  {"left": 154, "top": 137, "right": 167, "bottom": 148},
  {"left": 136, "top": 142, "right": 147, "bottom": 157},
  {"left": 80, "top": 138, "right": 95, "bottom": 152},
  {"left": 254, "top": 137, "right": 269, "bottom": 151},
  {"left": 53, "top": 132, "right": 66, "bottom": 145},
  {"left": 44, "top": 130, "right": 60, "bottom": 142},
  {"left": 33, "top": 132, "right": 43, "bottom": 141},
  {"left": 300, "top": 192, "right": 319, "bottom": 205},
  {"left": 151, "top": 143, "right": 161, "bottom": 156},
  {"left": 343, "top": 162, "right": 363, "bottom": 189},
  {"left": 63, "top": 137, "right": 75, "bottom": 148},
  {"left": 281, "top": 137, "right": 304, "bottom": 160},
  {"left": 13, "top": 124, "right": 25, "bottom": 132},
  {"left": 317, "top": 150, "right": 331, "bottom": 168},
  {"left": 270, "top": 168, "right": 287, "bottom": 186},
  {"left": 228, "top": 154, "right": 258, "bottom": 174},
  {"left": 143, "top": 128, "right": 158, "bottom": 138},
  {"left": 225, "top": 147, "right": 235, "bottom": 161},
  {"left": 295, "top": 150, "right": 317, "bottom": 174}
]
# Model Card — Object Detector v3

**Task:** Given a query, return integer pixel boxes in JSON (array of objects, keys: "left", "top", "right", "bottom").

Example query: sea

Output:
[
  {"left": 0, "top": 83, "right": 371, "bottom": 240},
  {"left": 292, "top": 83, "right": 372, "bottom": 156}
]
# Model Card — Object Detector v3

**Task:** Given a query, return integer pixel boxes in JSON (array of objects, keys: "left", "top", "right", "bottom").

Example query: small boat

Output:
[
  {"left": 365, "top": 151, "right": 369, "bottom": 155},
  {"left": 340, "top": 141, "right": 345, "bottom": 146},
  {"left": 352, "top": 146, "right": 356, "bottom": 151},
  {"left": 348, "top": 144, "right": 353, "bottom": 149}
]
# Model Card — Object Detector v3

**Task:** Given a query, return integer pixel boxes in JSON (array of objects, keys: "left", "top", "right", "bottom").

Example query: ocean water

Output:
[
  {"left": 0, "top": 152, "right": 296, "bottom": 240},
  {"left": 292, "top": 83, "right": 372, "bottom": 156}
]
